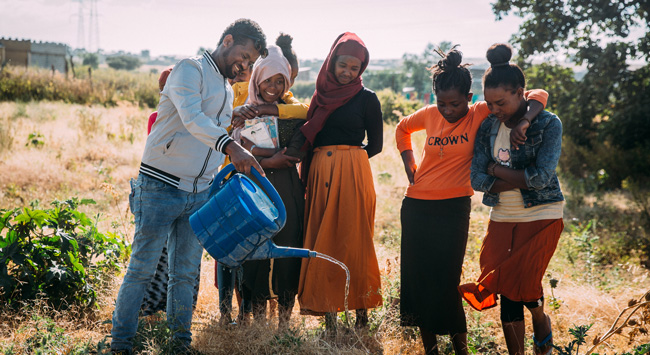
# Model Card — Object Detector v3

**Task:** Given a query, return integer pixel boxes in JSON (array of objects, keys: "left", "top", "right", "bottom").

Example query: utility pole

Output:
[
  {"left": 88, "top": 0, "right": 100, "bottom": 52},
  {"left": 75, "top": 0, "right": 85, "bottom": 50},
  {"left": 74, "top": 0, "right": 100, "bottom": 52}
]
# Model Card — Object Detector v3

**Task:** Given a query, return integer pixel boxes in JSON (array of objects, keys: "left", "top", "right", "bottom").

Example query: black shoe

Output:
[{"left": 111, "top": 349, "right": 132, "bottom": 355}]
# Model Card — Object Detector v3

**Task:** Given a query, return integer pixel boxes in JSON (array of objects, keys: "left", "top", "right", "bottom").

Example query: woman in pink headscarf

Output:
[{"left": 297, "top": 32, "right": 383, "bottom": 330}]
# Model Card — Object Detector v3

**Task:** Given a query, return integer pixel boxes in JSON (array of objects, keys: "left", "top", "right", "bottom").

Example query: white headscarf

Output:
[{"left": 246, "top": 45, "right": 292, "bottom": 106}]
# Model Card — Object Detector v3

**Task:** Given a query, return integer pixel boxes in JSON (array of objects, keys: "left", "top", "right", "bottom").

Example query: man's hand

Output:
[{"left": 224, "top": 141, "right": 265, "bottom": 176}]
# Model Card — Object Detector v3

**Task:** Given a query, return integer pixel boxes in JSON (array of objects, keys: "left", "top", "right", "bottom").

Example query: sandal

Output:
[
  {"left": 533, "top": 313, "right": 553, "bottom": 355},
  {"left": 533, "top": 331, "right": 553, "bottom": 354}
]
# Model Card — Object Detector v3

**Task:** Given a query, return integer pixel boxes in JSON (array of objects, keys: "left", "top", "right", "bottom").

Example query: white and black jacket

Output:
[{"left": 140, "top": 52, "right": 234, "bottom": 193}]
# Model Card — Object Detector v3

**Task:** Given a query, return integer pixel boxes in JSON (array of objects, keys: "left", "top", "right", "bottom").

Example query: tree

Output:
[
  {"left": 401, "top": 41, "right": 453, "bottom": 98},
  {"left": 106, "top": 55, "right": 141, "bottom": 71},
  {"left": 82, "top": 53, "right": 99, "bottom": 69},
  {"left": 493, "top": 0, "right": 650, "bottom": 189},
  {"left": 363, "top": 69, "right": 405, "bottom": 93}
]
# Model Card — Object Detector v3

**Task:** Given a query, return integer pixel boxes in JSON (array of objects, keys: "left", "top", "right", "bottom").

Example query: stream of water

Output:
[{"left": 314, "top": 252, "right": 350, "bottom": 313}]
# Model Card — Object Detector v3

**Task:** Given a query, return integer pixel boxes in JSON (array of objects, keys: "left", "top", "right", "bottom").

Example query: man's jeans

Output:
[{"left": 111, "top": 174, "right": 209, "bottom": 351}]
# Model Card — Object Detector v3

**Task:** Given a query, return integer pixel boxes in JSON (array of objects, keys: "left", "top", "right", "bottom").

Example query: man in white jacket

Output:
[{"left": 111, "top": 18, "right": 266, "bottom": 355}]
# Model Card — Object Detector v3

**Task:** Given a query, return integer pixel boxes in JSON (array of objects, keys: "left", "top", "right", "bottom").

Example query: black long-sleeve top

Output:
[{"left": 312, "top": 87, "right": 383, "bottom": 158}]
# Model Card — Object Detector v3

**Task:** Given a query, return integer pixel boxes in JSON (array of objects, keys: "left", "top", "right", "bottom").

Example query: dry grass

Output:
[{"left": 1, "top": 101, "right": 649, "bottom": 354}]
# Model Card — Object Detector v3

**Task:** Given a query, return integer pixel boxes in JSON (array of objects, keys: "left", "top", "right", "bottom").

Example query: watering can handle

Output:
[
  {"left": 209, "top": 163, "right": 236, "bottom": 198},
  {"left": 209, "top": 164, "right": 287, "bottom": 229},
  {"left": 250, "top": 166, "right": 287, "bottom": 229}
]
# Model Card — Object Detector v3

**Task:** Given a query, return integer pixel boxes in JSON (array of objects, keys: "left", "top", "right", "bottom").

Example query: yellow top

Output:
[{"left": 231, "top": 81, "right": 309, "bottom": 119}]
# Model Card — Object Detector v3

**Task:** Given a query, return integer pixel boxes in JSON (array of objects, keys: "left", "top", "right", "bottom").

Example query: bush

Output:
[
  {"left": 376, "top": 88, "right": 424, "bottom": 123},
  {"left": 0, "top": 198, "right": 130, "bottom": 309},
  {"left": 82, "top": 53, "right": 99, "bottom": 69},
  {"left": 106, "top": 55, "right": 141, "bottom": 71},
  {"left": 0, "top": 65, "right": 159, "bottom": 108}
]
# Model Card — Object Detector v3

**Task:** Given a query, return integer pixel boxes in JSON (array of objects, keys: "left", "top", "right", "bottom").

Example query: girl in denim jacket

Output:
[
  {"left": 459, "top": 43, "right": 564, "bottom": 355},
  {"left": 396, "top": 46, "right": 549, "bottom": 355}
]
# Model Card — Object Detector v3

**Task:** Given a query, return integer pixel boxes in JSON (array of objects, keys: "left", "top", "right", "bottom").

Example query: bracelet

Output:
[
  {"left": 250, "top": 144, "right": 257, "bottom": 153},
  {"left": 520, "top": 117, "right": 532, "bottom": 125}
]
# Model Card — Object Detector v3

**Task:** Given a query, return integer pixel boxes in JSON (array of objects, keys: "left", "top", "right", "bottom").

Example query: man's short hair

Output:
[{"left": 219, "top": 18, "right": 268, "bottom": 57}]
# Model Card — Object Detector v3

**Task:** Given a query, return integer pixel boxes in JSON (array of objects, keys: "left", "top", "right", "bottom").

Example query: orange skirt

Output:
[
  {"left": 458, "top": 218, "right": 563, "bottom": 311},
  {"left": 298, "top": 145, "right": 382, "bottom": 315}
]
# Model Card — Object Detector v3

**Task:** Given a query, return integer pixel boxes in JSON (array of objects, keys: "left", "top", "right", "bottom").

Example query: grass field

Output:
[{"left": 1, "top": 100, "right": 648, "bottom": 354}]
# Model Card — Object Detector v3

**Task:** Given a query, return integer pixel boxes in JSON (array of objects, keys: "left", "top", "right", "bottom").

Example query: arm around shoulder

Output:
[{"left": 277, "top": 92, "right": 309, "bottom": 119}]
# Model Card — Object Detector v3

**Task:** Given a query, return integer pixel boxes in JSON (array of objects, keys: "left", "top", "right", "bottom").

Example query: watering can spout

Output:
[{"left": 248, "top": 240, "right": 318, "bottom": 261}]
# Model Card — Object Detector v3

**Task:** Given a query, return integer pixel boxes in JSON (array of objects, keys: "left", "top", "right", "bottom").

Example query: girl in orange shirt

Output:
[{"left": 395, "top": 46, "right": 548, "bottom": 355}]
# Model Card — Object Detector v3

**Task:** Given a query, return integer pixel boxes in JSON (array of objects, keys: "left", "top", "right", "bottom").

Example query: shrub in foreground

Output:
[{"left": 0, "top": 198, "right": 130, "bottom": 309}]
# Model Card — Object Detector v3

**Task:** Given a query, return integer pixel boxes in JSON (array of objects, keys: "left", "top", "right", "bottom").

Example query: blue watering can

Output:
[{"left": 189, "top": 163, "right": 317, "bottom": 268}]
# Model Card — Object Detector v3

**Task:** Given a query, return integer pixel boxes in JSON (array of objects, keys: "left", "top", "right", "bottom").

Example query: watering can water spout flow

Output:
[{"left": 189, "top": 164, "right": 317, "bottom": 269}]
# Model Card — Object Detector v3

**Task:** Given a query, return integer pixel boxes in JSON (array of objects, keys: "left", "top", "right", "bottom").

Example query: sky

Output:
[{"left": 1, "top": 0, "right": 529, "bottom": 60}]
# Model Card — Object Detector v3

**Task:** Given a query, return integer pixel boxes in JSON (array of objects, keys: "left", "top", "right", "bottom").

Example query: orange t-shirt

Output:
[{"left": 395, "top": 90, "right": 548, "bottom": 200}]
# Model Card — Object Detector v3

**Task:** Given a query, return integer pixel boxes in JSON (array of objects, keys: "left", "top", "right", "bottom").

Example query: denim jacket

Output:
[{"left": 471, "top": 110, "right": 564, "bottom": 207}]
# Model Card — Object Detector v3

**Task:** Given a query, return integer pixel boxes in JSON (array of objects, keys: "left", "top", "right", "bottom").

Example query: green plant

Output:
[
  {"left": 621, "top": 178, "right": 650, "bottom": 268},
  {"left": 270, "top": 327, "right": 305, "bottom": 350},
  {"left": 0, "top": 314, "right": 100, "bottom": 354},
  {"left": 0, "top": 198, "right": 130, "bottom": 309},
  {"left": 95, "top": 161, "right": 114, "bottom": 183},
  {"left": 553, "top": 324, "right": 593, "bottom": 355},
  {"left": 566, "top": 219, "right": 600, "bottom": 282},
  {"left": 130, "top": 315, "right": 175, "bottom": 354},
  {"left": 22, "top": 315, "right": 70, "bottom": 354},
  {"left": 26, "top": 132, "right": 45, "bottom": 148},
  {"left": 550, "top": 290, "right": 650, "bottom": 355},
  {"left": 547, "top": 274, "right": 562, "bottom": 311},
  {"left": 466, "top": 312, "right": 499, "bottom": 354}
]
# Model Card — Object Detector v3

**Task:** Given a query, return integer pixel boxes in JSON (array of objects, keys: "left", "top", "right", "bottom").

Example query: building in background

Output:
[{"left": 0, "top": 38, "right": 68, "bottom": 73}]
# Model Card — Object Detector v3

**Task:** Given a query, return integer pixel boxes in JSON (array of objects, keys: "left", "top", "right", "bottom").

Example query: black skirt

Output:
[
  {"left": 241, "top": 167, "right": 304, "bottom": 305},
  {"left": 400, "top": 196, "right": 471, "bottom": 334}
]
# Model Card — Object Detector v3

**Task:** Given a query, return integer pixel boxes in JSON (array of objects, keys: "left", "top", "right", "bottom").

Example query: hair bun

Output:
[
  {"left": 486, "top": 43, "right": 513, "bottom": 66},
  {"left": 439, "top": 48, "right": 463, "bottom": 72},
  {"left": 276, "top": 33, "right": 293, "bottom": 50}
]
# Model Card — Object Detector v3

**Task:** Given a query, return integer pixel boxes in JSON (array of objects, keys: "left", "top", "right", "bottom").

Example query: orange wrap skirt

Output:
[
  {"left": 298, "top": 145, "right": 383, "bottom": 315},
  {"left": 459, "top": 218, "right": 563, "bottom": 311}
]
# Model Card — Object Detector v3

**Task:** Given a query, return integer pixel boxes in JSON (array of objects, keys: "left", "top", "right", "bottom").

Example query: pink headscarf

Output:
[{"left": 246, "top": 45, "right": 292, "bottom": 106}]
